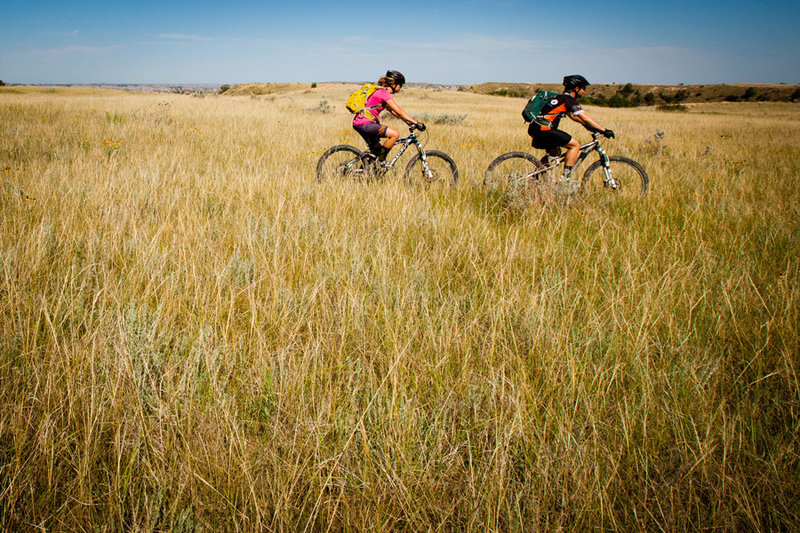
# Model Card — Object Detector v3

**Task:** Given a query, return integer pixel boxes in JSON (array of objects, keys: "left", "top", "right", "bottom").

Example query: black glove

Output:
[
  {"left": 415, "top": 122, "right": 426, "bottom": 132},
  {"left": 602, "top": 129, "right": 615, "bottom": 139}
]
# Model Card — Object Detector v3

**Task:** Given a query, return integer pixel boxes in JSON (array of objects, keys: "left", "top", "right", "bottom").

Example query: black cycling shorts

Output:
[
  {"left": 353, "top": 122, "right": 388, "bottom": 149},
  {"left": 528, "top": 123, "right": 572, "bottom": 150}
]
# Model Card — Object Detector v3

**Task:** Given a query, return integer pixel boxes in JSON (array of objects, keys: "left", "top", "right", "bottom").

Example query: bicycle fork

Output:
[
  {"left": 596, "top": 145, "right": 618, "bottom": 190},
  {"left": 412, "top": 140, "right": 436, "bottom": 181}
]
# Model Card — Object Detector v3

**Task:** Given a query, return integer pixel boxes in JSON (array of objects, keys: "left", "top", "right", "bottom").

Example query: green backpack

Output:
[
  {"left": 522, "top": 90, "right": 559, "bottom": 124},
  {"left": 346, "top": 83, "right": 380, "bottom": 120}
]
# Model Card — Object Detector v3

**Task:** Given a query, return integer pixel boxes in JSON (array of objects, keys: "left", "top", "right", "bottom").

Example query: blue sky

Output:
[{"left": 2, "top": 0, "right": 798, "bottom": 85}]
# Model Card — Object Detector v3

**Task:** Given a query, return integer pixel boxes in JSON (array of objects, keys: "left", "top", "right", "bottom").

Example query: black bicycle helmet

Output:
[
  {"left": 385, "top": 70, "right": 406, "bottom": 86},
  {"left": 563, "top": 74, "right": 589, "bottom": 91}
]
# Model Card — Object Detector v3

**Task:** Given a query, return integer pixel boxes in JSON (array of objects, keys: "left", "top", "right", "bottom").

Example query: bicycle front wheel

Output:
[
  {"left": 582, "top": 156, "right": 649, "bottom": 199},
  {"left": 404, "top": 150, "right": 458, "bottom": 188},
  {"left": 484, "top": 152, "right": 547, "bottom": 193},
  {"left": 315, "top": 145, "right": 369, "bottom": 182}
]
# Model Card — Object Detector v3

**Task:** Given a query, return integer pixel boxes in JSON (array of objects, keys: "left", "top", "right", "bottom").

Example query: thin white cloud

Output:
[
  {"left": 320, "top": 34, "right": 553, "bottom": 59},
  {"left": 65, "top": 44, "right": 121, "bottom": 53},
  {"left": 11, "top": 44, "right": 122, "bottom": 60},
  {"left": 157, "top": 33, "right": 213, "bottom": 41},
  {"left": 48, "top": 30, "right": 82, "bottom": 38}
]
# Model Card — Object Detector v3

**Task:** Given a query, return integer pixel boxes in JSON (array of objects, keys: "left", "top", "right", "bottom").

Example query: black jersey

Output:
[{"left": 532, "top": 93, "right": 584, "bottom": 131}]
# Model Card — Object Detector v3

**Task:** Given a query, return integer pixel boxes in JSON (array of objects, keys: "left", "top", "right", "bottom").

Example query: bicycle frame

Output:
[
  {"left": 370, "top": 126, "right": 436, "bottom": 180},
  {"left": 380, "top": 132, "right": 419, "bottom": 169},
  {"left": 541, "top": 134, "right": 617, "bottom": 189}
]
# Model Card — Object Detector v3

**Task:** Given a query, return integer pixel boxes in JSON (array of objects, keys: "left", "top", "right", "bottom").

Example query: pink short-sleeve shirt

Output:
[{"left": 352, "top": 87, "right": 393, "bottom": 126}]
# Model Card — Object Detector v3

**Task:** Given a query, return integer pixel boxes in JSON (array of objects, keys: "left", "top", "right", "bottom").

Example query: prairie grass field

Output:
[{"left": 1, "top": 84, "right": 798, "bottom": 531}]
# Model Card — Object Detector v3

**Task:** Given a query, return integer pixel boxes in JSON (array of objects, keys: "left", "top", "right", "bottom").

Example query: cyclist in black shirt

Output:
[{"left": 529, "top": 75, "right": 615, "bottom": 183}]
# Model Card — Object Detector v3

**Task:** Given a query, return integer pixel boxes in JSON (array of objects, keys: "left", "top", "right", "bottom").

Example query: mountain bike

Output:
[
  {"left": 485, "top": 133, "right": 649, "bottom": 199},
  {"left": 316, "top": 124, "right": 458, "bottom": 187}
]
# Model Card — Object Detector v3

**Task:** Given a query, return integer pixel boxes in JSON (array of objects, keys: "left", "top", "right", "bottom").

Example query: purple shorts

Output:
[{"left": 353, "top": 122, "right": 388, "bottom": 149}]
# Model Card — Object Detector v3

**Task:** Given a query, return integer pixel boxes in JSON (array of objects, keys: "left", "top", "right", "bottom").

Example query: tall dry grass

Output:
[{"left": 1, "top": 84, "right": 798, "bottom": 531}]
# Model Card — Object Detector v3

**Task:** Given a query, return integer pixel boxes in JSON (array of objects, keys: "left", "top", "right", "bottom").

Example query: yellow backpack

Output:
[{"left": 346, "top": 83, "right": 380, "bottom": 121}]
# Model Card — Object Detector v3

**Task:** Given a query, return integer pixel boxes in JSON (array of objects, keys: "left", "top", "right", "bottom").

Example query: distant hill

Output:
[
  {"left": 465, "top": 82, "right": 800, "bottom": 105},
  {"left": 16, "top": 83, "right": 224, "bottom": 93},
  {"left": 7, "top": 82, "right": 798, "bottom": 104},
  {"left": 224, "top": 83, "right": 309, "bottom": 96}
]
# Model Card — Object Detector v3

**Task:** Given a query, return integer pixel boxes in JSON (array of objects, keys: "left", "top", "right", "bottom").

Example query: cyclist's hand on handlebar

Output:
[
  {"left": 415, "top": 122, "right": 426, "bottom": 132},
  {"left": 602, "top": 129, "right": 615, "bottom": 139}
]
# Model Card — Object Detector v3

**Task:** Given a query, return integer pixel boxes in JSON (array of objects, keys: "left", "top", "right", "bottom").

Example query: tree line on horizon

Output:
[{"left": 484, "top": 82, "right": 800, "bottom": 107}]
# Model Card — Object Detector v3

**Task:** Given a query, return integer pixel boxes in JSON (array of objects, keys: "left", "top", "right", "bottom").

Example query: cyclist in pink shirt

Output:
[{"left": 353, "top": 70, "right": 426, "bottom": 161}]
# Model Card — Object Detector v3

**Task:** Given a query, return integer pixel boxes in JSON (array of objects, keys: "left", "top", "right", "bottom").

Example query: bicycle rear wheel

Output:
[
  {"left": 484, "top": 152, "right": 547, "bottom": 193},
  {"left": 404, "top": 150, "right": 458, "bottom": 188},
  {"left": 582, "top": 156, "right": 649, "bottom": 199},
  {"left": 316, "top": 145, "right": 370, "bottom": 182}
]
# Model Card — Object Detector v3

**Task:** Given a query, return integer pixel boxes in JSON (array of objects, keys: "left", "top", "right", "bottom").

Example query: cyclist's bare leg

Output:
[
  {"left": 541, "top": 148, "right": 561, "bottom": 165},
  {"left": 563, "top": 138, "right": 581, "bottom": 167},
  {"left": 557, "top": 137, "right": 582, "bottom": 185},
  {"left": 381, "top": 126, "right": 399, "bottom": 150}
]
